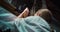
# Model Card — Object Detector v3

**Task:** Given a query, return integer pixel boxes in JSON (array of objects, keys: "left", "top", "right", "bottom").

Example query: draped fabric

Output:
[{"left": 0, "top": 6, "right": 51, "bottom": 32}]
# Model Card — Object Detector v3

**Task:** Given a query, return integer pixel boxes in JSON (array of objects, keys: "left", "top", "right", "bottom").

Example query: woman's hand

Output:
[{"left": 17, "top": 8, "right": 29, "bottom": 18}]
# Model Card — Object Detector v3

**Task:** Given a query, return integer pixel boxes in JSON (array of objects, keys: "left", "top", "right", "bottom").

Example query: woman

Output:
[{"left": 0, "top": 6, "right": 51, "bottom": 32}]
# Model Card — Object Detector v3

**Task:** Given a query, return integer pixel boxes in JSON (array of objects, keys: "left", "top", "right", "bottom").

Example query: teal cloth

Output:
[{"left": 0, "top": 6, "right": 51, "bottom": 32}]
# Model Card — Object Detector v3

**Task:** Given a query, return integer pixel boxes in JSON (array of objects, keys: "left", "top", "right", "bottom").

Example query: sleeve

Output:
[
  {"left": 13, "top": 16, "right": 51, "bottom": 32},
  {"left": 23, "top": 16, "right": 51, "bottom": 32},
  {"left": 0, "top": 6, "right": 17, "bottom": 32}
]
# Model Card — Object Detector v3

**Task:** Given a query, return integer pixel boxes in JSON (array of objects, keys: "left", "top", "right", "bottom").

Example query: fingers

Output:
[
  {"left": 17, "top": 8, "right": 29, "bottom": 18},
  {"left": 23, "top": 8, "right": 29, "bottom": 18}
]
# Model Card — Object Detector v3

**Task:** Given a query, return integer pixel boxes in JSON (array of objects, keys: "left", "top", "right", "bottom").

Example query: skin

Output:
[
  {"left": 17, "top": 8, "right": 52, "bottom": 21},
  {"left": 17, "top": 7, "right": 29, "bottom": 18}
]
